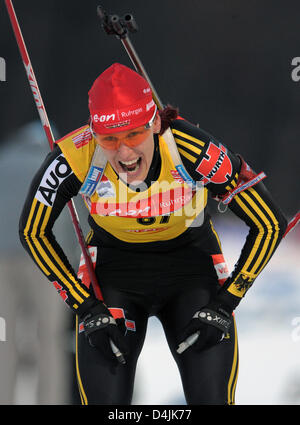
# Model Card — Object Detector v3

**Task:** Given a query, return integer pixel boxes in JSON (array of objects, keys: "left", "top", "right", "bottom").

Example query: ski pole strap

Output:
[
  {"left": 193, "top": 308, "right": 232, "bottom": 333},
  {"left": 84, "top": 313, "right": 116, "bottom": 336}
]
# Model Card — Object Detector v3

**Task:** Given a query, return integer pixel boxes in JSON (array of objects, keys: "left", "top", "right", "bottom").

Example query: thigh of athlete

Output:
[
  {"left": 156, "top": 278, "right": 239, "bottom": 405},
  {"left": 76, "top": 283, "right": 149, "bottom": 405}
]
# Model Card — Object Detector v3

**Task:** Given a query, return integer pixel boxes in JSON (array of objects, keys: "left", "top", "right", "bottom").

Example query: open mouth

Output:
[{"left": 119, "top": 157, "right": 142, "bottom": 174}]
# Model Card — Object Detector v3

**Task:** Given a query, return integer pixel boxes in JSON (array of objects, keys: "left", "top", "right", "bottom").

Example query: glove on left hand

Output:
[
  {"left": 82, "top": 302, "right": 129, "bottom": 365},
  {"left": 179, "top": 301, "right": 233, "bottom": 352}
]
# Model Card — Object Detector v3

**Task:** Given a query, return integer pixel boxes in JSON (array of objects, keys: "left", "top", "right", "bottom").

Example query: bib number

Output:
[{"left": 137, "top": 215, "right": 171, "bottom": 226}]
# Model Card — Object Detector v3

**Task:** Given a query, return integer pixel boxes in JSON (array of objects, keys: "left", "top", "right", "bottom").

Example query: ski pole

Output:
[
  {"left": 5, "top": 0, "right": 127, "bottom": 365},
  {"left": 4, "top": 0, "right": 103, "bottom": 301},
  {"left": 5, "top": 0, "right": 129, "bottom": 364}
]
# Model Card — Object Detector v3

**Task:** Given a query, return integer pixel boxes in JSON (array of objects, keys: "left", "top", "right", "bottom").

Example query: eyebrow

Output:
[
  {"left": 100, "top": 135, "right": 119, "bottom": 141},
  {"left": 126, "top": 129, "right": 145, "bottom": 135}
]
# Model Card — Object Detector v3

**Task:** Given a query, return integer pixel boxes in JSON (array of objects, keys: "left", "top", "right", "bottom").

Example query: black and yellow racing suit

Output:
[{"left": 19, "top": 118, "right": 287, "bottom": 405}]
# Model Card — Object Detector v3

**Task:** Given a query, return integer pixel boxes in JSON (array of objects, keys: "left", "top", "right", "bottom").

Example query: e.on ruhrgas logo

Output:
[{"left": 0, "top": 57, "right": 6, "bottom": 81}]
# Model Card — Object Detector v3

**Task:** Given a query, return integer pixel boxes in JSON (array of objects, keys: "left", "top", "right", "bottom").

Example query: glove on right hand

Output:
[
  {"left": 179, "top": 301, "right": 232, "bottom": 352},
  {"left": 82, "top": 302, "right": 129, "bottom": 365}
]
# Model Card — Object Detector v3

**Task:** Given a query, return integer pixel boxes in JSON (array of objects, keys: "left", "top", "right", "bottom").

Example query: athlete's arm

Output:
[
  {"left": 171, "top": 118, "right": 288, "bottom": 310},
  {"left": 19, "top": 144, "right": 98, "bottom": 315}
]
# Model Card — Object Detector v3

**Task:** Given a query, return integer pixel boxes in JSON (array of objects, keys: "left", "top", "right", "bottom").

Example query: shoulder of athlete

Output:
[
  {"left": 56, "top": 124, "right": 97, "bottom": 183},
  {"left": 27, "top": 144, "right": 82, "bottom": 209},
  {"left": 170, "top": 118, "right": 241, "bottom": 195}
]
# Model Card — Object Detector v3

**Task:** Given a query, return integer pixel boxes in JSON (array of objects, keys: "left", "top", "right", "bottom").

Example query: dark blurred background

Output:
[
  {"left": 0, "top": 0, "right": 299, "bottom": 405},
  {"left": 1, "top": 0, "right": 299, "bottom": 215}
]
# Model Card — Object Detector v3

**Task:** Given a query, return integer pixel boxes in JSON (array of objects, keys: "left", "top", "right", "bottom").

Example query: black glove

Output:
[
  {"left": 179, "top": 301, "right": 233, "bottom": 353},
  {"left": 82, "top": 302, "right": 129, "bottom": 365}
]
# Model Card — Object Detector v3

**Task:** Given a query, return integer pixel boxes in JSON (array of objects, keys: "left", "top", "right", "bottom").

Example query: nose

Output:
[{"left": 117, "top": 141, "right": 136, "bottom": 158}]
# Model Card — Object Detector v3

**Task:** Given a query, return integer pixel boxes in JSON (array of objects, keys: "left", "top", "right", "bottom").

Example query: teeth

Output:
[
  {"left": 120, "top": 158, "right": 139, "bottom": 166},
  {"left": 127, "top": 163, "right": 140, "bottom": 174}
]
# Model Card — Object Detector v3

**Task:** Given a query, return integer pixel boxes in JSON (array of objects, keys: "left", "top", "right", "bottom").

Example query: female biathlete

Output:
[{"left": 19, "top": 63, "right": 287, "bottom": 405}]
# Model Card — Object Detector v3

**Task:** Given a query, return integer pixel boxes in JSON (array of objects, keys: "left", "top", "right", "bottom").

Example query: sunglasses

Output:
[{"left": 90, "top": 106, "right": 157, "bottom": 151}]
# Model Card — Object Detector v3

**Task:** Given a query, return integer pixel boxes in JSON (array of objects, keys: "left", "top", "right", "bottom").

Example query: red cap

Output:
[{"left": 88, "top": 63, "right": 156, "bottom": 134}]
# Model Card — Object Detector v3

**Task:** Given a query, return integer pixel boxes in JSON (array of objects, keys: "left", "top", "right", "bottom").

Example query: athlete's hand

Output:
[
  {"left": 179, "top": 301, "right": 233, "bottom": 352},
  {"left": 82, "top": 302, "right": 129, "bottom": 365}
]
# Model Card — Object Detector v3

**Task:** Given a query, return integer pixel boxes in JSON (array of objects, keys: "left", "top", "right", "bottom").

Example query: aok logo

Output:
[
  {"left": 35, "top": 154, "right": 72, "bottom": 207},
  {"left": 93, "top": 113, "right": 116, "bottom": 123},
  {"left": 0, "top": 57, "right": 6, "bottom": 81}
]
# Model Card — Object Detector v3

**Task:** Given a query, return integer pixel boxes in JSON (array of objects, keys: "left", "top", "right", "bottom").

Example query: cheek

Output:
[
  {"left": 102, "top": 150, "right": 116, "bottom": 164},
  {"left": 140, "top": 139, "right": 154, "bottom": 163}
]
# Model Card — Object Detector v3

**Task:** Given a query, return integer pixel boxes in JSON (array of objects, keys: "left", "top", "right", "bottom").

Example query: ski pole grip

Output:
[{"left": 97, "top": 6, "right": 138, "bottom": 38}]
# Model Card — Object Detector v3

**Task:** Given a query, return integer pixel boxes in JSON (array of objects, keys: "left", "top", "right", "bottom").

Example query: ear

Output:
[{"left": 153, "top": 112, "right": 161, "bottom": 134}]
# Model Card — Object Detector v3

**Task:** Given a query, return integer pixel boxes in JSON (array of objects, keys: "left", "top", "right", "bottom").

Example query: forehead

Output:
[{"left": 97, "top": 125, "right": 146, "bottom": 139}]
